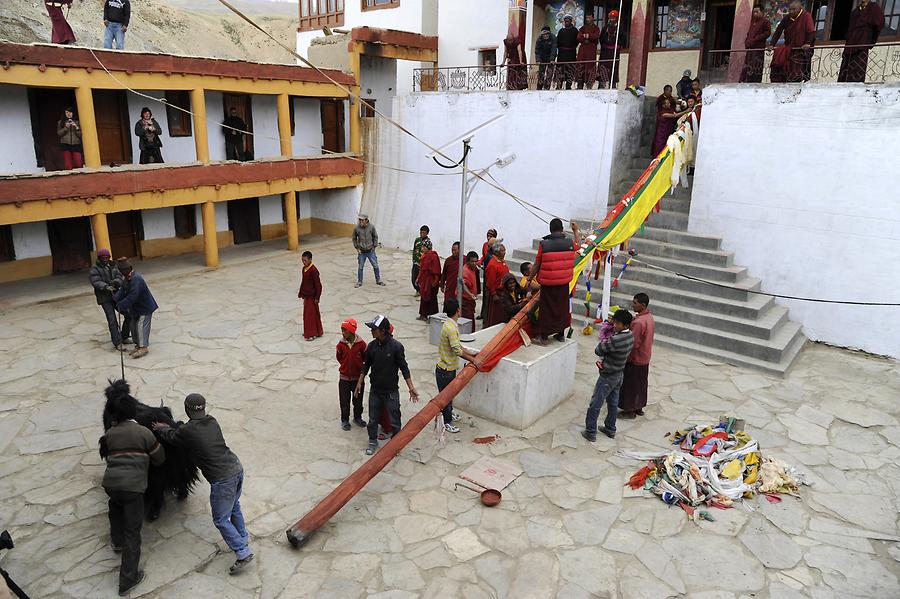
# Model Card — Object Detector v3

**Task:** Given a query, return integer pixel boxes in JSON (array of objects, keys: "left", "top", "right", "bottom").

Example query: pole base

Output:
[{"left": 286, "top": 526, "right": 314, "bottom": 549}]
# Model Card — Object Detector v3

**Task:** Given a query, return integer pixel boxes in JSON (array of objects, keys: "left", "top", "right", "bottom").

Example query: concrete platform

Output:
[{"left": 455, "top": 324, "right": 577, "bottom": 430}]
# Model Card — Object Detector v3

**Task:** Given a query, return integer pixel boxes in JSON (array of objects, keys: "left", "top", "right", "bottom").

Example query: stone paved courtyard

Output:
[{"left": 1, "top": 237, "right": 899, "bottom": 598}]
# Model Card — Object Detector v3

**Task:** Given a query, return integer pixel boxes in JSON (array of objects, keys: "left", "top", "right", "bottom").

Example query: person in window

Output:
[
  {"left": 222, "top": 107, "right": 248, "bottom": 161},
  {"left": 535, "top": 26, "right": 557, "bottom": 90},
  {"left": 838, "top": 0, "right": 885, "bottom": 82},
  {"left": 767, "top": 0, "right": 815, "bottom": 82},
  {"left": 556, "top": 15, "right": 579, "bottom": 89},
  {"left": 740, "top": 5, "right": 771, "bottom": 83},
  {"left": 57, "top": 107, "right": 83, "bottom": 170},
  {"left": 134, "top": 107, "right": 164, "bottom": 164}
]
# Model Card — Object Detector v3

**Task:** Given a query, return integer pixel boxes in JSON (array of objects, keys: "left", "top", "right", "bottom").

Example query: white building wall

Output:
[
  {"left": 126, "top": 92, "right": 196, "bottom": 165},
  {"left": 292, "top": 97, "right": 323, "bottom": 156},
  {"left": 360, "top": 56, "right": 398, "bottom": 118},
  {"left": 361, "top": 90, "right": 638, "bottom": 256},
  {"left": 206, "top": 91, "right": 227, "bottom": 162},
  {"left": 297, "top": 191, "right": 312, "bottom": 221},
  {"left": 11, "top": 222, "right": 51, "bottom": 259},
  {"left": 690, "top": 84, "right": 900, "bottom": 359},
  {"left": 142, "top": 207, "right": 176, "bottom": 239},
  {"left": 259, "top": 194, "right": 284, "bottom": 226},
  {"left": 311, "top": 187, "right": 361, "bottom": 226},
  {"left": 438, "top": 0, "right": 512, "bottom": 70},
  {"left": 0, "top": 85, "right": 40, "bottom": 175},
  {"left": 250, "top": 95, "right": 281, "bottom": 160}
]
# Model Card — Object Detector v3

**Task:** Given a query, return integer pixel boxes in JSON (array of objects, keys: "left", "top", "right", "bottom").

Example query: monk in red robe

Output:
[
  {"left": 462, "top": 251, "right": 479, "bottom": 330},
  {"left": 483, "top": 244, "right": 510, "bottom": 328},
  {"left": 768, "top": 0, "right": 815, "bottom": 82},
  {"left": 46, "top": 1, "right": 76, "bottom": 45},
  {"left": 838, "top": 0, "right": 885, "bottom": 82},
  {"left": 597, "top": 10, "right": 622, "bottom": 89},
  {"left": 651, "top": 86, "right": 678, "bottom": 157},
  {"left": 740, "top": 5, "right": 772, "bottom": 83},
  {"left": 298, "top": 250, "right": 323, "bottom": 341},
  {"left": 440, "top": 242, "right": 461, "bottom": 303},
  {"left": 416, "top": 240, "right": 441, "bottom": 320},
  {"left": 575, "top": 13, "right": 601, "bottom": 89}
]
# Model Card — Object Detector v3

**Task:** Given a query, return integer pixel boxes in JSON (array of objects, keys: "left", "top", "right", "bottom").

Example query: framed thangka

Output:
[
  {"left": 543, "top": 0, "right": 587, "bottom": 33},
  {"left": 666, "top": 0, "right": 703, "bottom": 49}
]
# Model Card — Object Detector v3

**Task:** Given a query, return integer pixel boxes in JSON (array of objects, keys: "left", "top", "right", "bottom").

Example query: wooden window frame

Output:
[
  {"left": 299, "top": 0, "right": 344, "bottom": 33},
  {"left": 478, "top": 48, "right": 498, "bottom": 74},
  {"left": 362, "top": 0, "right": 399, "bottom": 10},
  {"left": 164, "top": 91, "right": 192, "bottom": 137},
  {"left": 653, "top": 0, "right": 670, "bottom": 49}
]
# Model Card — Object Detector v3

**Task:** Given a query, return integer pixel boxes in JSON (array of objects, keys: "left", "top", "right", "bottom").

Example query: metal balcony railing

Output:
[{"left": 413, "top": 60, "right": 623, "bottom": 92}]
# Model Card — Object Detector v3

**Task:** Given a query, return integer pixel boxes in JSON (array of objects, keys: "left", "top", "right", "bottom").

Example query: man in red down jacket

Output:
[
  {"left": 336, "top": 318, "right": 367, "bottom": 431},
  {"left": 528, "top": 218, "right": 582, "bottom": 345}
]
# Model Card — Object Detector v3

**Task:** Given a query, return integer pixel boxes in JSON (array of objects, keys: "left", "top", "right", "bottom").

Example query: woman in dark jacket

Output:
[
  {"left": 134, "top": 107, "right": 164, "bottom": 164},
  {"left": 57, "top": 107, "right": 84, "bottom": 169}
]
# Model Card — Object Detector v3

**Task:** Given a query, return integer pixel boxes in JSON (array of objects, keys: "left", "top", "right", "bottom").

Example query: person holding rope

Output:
[
  {"left": 88, "top": 248, "right": 131, "bottom": 350},
  {"left": 113, "top": 259, "right": 157, "bottom": 359}
]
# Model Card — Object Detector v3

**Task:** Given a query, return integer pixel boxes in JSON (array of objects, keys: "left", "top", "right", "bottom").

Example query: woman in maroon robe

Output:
[
  {"left": 298, "top": 251, "right": 323, "bottom": 341},
  {"left": 416, "top": 241, "right": 442, "bottom": 320},
  {"left": 46, "top": 0, "right": 76, "bottom": 45},
  {"left": 838, "top": 0, "right": 885, "bottom": 82},
  {"left": 651, "top": 86, "right": 678, "bottom": 157},
  {"left": 503, "top": 33, "right": 528, "bottom": 90}
]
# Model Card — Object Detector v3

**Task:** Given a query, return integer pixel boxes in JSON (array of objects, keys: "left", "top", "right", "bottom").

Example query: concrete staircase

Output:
[{"left": 508, "top": 148, "right": 806, "bottom": 376}]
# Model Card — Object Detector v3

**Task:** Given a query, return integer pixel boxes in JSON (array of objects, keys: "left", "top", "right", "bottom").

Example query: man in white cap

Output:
[
  {"left": 676, "top": 69, "right": 693, "bottom": 100},
  {"left": 352, "top": 214, "right": 385, "bottom": 288},
  {"left": 152, "top": 395, "right": 253, "bottom": 575},
  {"left": 356, "top": 315, "right": 419, "bottom": 455}
]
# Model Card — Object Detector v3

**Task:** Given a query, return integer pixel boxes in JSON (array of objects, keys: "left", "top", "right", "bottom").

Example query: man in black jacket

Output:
[
  {"left": 103, "top": 0, "right": 130, "bottom": 50},
  {"left": 89, "top": 248, "right": 131, "bottom": 349},
  {"left": 152, "top": 395, "right": 254, "bottom": 575},
  {"left": 535, "top": 26, "right": 557, "bottom": 90},
  {"left": 222, "top": 107, "right": 248, "bottom": 161}
]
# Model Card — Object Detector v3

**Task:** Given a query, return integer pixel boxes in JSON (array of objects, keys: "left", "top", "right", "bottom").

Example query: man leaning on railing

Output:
[
  {"left": 838, "top": 0, "right": 885, "bottom": 82},
  {"left": 535, "top": 26, "right": 557, "bottom": 90}
]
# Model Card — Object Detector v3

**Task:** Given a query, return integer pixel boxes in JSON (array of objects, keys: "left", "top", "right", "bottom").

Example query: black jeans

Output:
[
  {"left": 139, "top": 147, "right": 164, "bottom": 164},
  {"left": 100, "top": 301, "right": 132, "bottom": 346},
  {"left": 435, "top": 366, "right": 456, "bottom": 425},
  {"left": 367, "top": 389, "right": 401, "bottom": 442},
  {"left": 106, "top": 489, "right": 144, "bottom": 591},
  {"left": 225, "top": 140, "right": 243, "bottom": 161},
  {"left": 338, "top": 379, "right": 364, "bottom": 422},
  {"left": 411, "top": 263, "right": 420, "bottom": 292}
]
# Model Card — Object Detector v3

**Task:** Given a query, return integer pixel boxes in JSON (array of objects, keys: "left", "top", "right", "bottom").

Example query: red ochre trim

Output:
[{"left": 350, "top": 26, "right": 439, "bottom": 51}]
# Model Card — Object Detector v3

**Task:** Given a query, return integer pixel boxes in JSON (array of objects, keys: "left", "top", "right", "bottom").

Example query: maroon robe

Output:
[
  {"left": 838, "top": 1, "right": 885, "bottom": 82},
  {"left": 504, "top": 37, "right": 528, "bottom": 90},
  {"left": 440, "top": 255, "right": 460, "bottom": 303},
  {"left": 597, "top": 25, "right": 621, "bottom": 89},
  {"left": 417, "top": 250, "right": 442, "bottom": 318},
  {"left": 575, "top": 23, "right": 601, "bottom": 86},
  {"left": 651, "top": 94, "right": 677, "bottom": 157},
  {"left": 298, "top": 264, "right": 323, "bottom": 339},
  {"left": 770, "top": 9, "right": 815, "bottom": 82},
  {"left": 740, "top": 16, "right": 772, "bottom": 83},
  {"left": 46, "top": 1, "right": 76, "bottom": 45}
]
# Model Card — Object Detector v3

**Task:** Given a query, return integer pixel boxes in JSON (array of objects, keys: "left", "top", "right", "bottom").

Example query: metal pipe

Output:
[{"left": 456, "top": 139, "right": 470, "bottom": 311}]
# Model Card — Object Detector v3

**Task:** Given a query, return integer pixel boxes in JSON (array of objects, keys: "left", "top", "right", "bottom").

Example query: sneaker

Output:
[
  {"left": 355, "top": 282, "right": 362, "bottom": 288},
  {"left": 131, "top": 347, "right": 149, "bottom": 359},
  {"left": 128, "top": 347, "right": 140, "bottom": 356},
  {"left": 444, "top": 423, "right": 460, "bottom": 434},
  {"left": 229, "top": 553, "right": 254, "bottom": 575},
  {"left": 376, "top": 281, "right": 386, "bottom": 286},
  {"left": 580, "top": 430, "right": 596, "bottom": 443},
  {"left": 451, "top": 412, "right": 461, "bottom": 422},
  {"left": 353, "top": 417, "right": 367, "bottom": 428},
  {"left": 118, "top": 570, "right": 145, "bottom": 596},
  {"left": 341, "top": 422, "right": 352, "bottom": 431},
  {"left": 599, "top": 427, "right": 616, "bottom": 439},
  {"left": 365, "top": 441, "right": 378, "bottom": 455}
]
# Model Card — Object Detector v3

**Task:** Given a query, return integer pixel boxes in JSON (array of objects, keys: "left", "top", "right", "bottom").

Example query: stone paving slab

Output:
[{"left": 0, "top": 237, "right": 899, "bottom": 598}]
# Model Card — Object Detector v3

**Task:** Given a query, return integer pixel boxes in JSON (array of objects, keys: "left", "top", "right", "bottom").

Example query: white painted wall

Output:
[
  {"left": 126, "top": 92, "right": 196, "bottom": 165},
  {"left": 206, "top": 91, "right": 227, "bottom": 162},
  {"left": 438, "top": 0, "right": 513, "bottom": 70},
  {"left": 142, "top": 207, "right": 176, "bottom": 239},
  {"left": 11, "top": 222, "right": 51, "bottom": 259},
  {"left": 292, "top": 97, "right": 323, "bottom": 156},
  {"left": 360, "top": 55, "right": 398, "bottom": 118},
  {"left": 690, "top": 84, "right": 900, "bottom": 359},
  {"left": 297, "top": 191, "right": 312, "bottom": 221},
  {"left": 361, "top": 90, "right": 639, "bottom": 256},
  {"left": 0, "top": 85, "right": 40, "bottom": 175},
  {"left": 311, "top": 187, "right": 361, "bottom": 226},
  {"left": 250, "top": 95, "right": 281, "bottom": 160},
  {"left": 259, "top": 194, "right": 284, "bottom": 226}
]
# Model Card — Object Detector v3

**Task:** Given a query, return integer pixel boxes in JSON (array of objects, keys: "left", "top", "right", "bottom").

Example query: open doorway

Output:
[
  {"left": 47, "top": 216, "right": 92, "bottom": 273},
  {"left": 701, "top": 0, "right": 736, "bottom": 81},
  {"left": 223, "top": 93, "right": 254, "bottom": 160},
  {"left": 228, "top": 198, "right": 262, "bottom": 244},
  {"left": 27, "top": 87, "right": 77, "bottom": 172},
  {"left": 320, "top": 99, "right": 346, "bottom": 154}
]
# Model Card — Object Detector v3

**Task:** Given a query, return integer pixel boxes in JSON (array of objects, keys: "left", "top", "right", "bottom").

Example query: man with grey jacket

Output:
[
  {"left": 89, "top": 248, "right": 131, "bottom": 349},
  {"left": 352, "top": 213, "right": 385, "bottom": 288}
]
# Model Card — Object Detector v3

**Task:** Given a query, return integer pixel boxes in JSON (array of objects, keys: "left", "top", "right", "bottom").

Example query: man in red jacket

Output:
[
  {"left": 336, "top": 318, "right": 367, "bottom": 431},
  {"left": 298, "top": 251, "right": 323, "bottom": 341},
  {"left": 528, "top": 219, "right": 581, "bottom": 345}
]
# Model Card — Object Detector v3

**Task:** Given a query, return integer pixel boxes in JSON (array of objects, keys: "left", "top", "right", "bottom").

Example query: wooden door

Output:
[
  {"left": 223, "top": 93, "right": 254, "bottom": 160},
  {"left": 107, "top": 211, "right": 143, "bottom": 259},
  {"left": 320, "top": 99, "right": 345, "bottom": 154},
  {"left": 27, "top": 88, "right": 77, "bottom": 172},
  {"left": 93, "top": 90, "right": 132, "bottom": 165},
  {"left": 0, "top": 225, "right": 14, "bottom": 262},
  {"left": 47, "top": 217, "right": 92, "bottom": 273},
  {"left": 227, "top": 198, "right": 261, "bottom": 244}
]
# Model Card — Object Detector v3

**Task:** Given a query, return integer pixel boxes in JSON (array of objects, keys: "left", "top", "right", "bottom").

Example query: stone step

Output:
[
  {"left": 604, "top": 263, "right": 762, "bottom": 304},
  {"left": 613, "top": 181, "right": 693, "bottom": 201},
  {"left": 630, "top": 226, "right": 722, "bottom": 251},
  {"left": 625, "top": 237, "right": 733, "bottom": 267},
  {"left": 608, "top": 196, "right": 691, "bottom": 214}
]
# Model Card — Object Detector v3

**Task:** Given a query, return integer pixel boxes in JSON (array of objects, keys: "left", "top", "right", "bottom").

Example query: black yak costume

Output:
[{"left": 100, "top": 379, "right": 200, "bottom": 521}]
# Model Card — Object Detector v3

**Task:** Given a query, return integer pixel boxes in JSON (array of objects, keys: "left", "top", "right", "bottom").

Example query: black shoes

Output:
[
  {"left": 353, "top": 417, "right": 367, "bottom": 428},
  {"left": 581, "top": 430, "right": 596, "bottom": 443},
  {"left": 229, "top": 554, "right": 254, "bottom": 575},
  {"left": 118, "top": 570, "right": 145, "bottom": 596},
  {"left": 341, "top": 422, "right": 352, "bottom": 431}
]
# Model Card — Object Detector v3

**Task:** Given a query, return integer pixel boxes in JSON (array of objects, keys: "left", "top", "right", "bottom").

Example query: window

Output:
[
  {"left": 590, "top": 0, "right": 632, "bottom": 49},
  {"left": 479, "top": 48, "right": 497, "bottom": 74},
  {"left": 164, "top": 91, "right": 191, "bottom": 137},
  {"left": 360, "top": 98, "right": 376, "bottom": 118},
  {"left": 800, "top": 0, "right": 900, "bottom": 43},
  {"left": 299, "top": 0, "right": 344, "bottom": 32},
  {"left": 884, "top": 0, "right": 900, "bottom": 38},
  {"left": 654, "top": 0, "right": 670, "bottom": 48},
  {"left": 362, "top": 0, "right": 399, "bottom": 10}
]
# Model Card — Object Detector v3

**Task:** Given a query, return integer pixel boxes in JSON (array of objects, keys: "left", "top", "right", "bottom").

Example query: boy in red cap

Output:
[{"left": 336, "top": 319, "right": 367, "bottom": 431}]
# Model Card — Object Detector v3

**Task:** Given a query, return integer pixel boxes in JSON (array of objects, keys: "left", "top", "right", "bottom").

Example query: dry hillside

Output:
[{"left": 1, "top": 0, "right": 300, "bottom": 63}]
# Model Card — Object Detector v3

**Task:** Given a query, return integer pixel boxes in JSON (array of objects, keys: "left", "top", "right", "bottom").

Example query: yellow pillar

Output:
[
  {"left": 74, "top": 86, "right": 101, "bottom": 168},
  {"left": 277, "top": 93, "right": 300, "bottom": 251},
  {"left": 348, "top": 43, "right": 362, "bottom": 155},
  {"left": 201, "top": 201, "right": 219, "bottom": 268},
  {"left": 190, "top": 88, "right": 209, "bottom": 164},
  {"left": 91, "top": 213, "right": 111, "bottom": 253}
]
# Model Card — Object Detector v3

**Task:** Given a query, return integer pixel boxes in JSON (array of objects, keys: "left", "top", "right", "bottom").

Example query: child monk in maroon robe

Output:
[
  {"left": 298, "top": 250, "right": 323, "bottom": 341},
  {"left": 416, "top": 240, "right": 441, "bottom": 321}
]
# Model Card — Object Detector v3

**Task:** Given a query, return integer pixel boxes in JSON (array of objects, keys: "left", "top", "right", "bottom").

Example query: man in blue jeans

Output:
[
  {"left": 582, "top": 309, "right": 634, "bottom": 441},
  {"left": 352, "top": 214, "right": 385, "bottom": 288},
  {"left": 103, "top": 0, "right": 130, "bottom": 49},
  {"left": 152, "top": 394, "right": 254, "bottom": 574}
]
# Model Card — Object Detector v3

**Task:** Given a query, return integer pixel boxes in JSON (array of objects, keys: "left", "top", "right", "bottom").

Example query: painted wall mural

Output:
[
  {"left": 666, "top": 0, "right": 703, "bottom": 49},
  {"left": 543, "top": 0, "right": 587, "bottom": 33}
]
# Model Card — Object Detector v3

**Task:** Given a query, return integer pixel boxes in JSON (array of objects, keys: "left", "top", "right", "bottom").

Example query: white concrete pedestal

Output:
[
  {"left": 427, "top": 314, "right": 474, "bottom": 346},
  {"left": 455, "top": 324, "right": 577, "bottom": 430}
]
